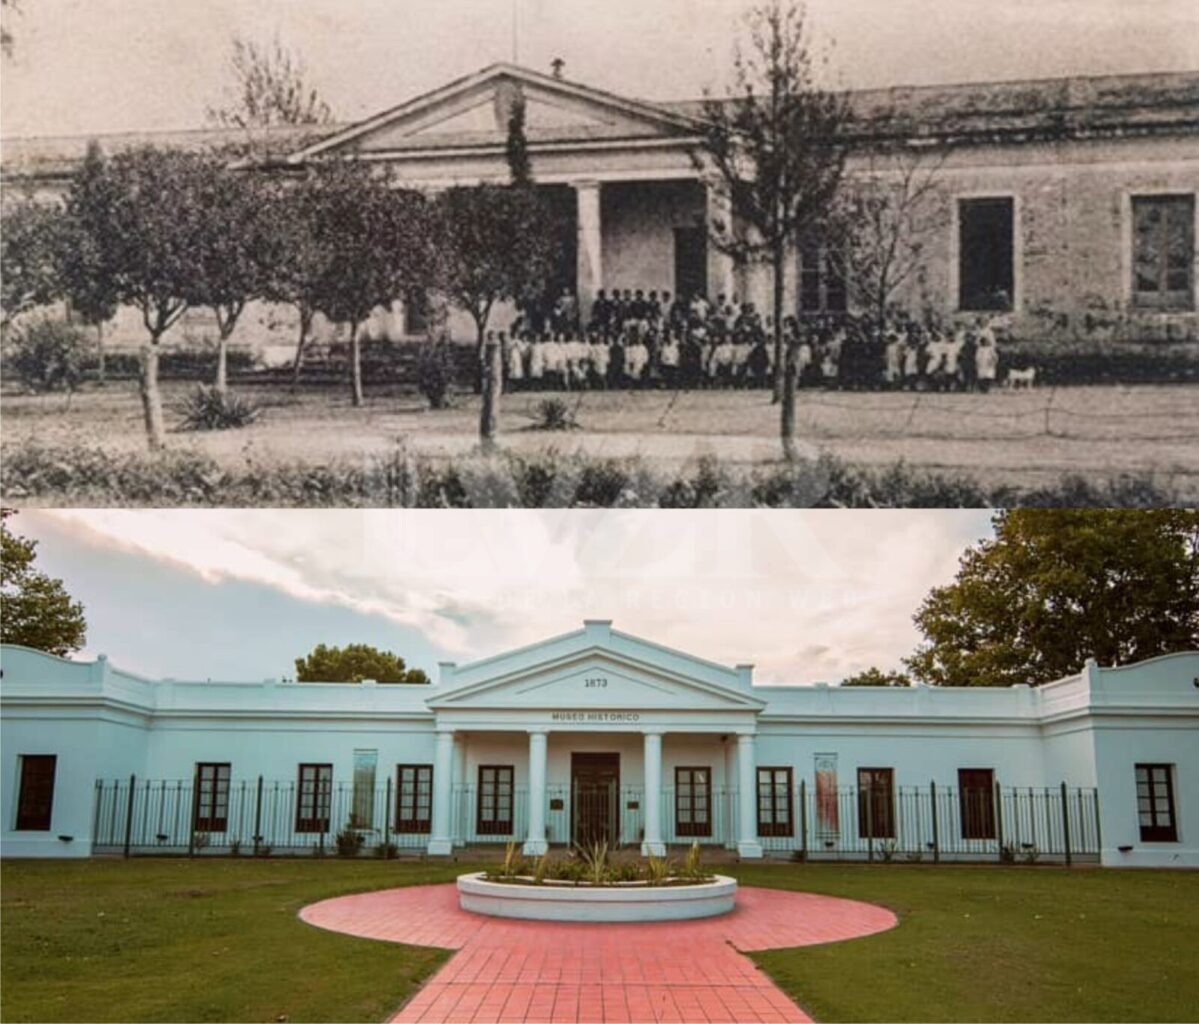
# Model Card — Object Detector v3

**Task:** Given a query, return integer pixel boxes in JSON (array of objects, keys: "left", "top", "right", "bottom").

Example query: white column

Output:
[
  {"left": 427, "top": 729, "right": 455, "bottom": 855},
  {"left": 641, "top": 730, "right": 666, "bottom": 856},
  {"left": 574, "top": 181, "right": 603, "bottom": 323},
  {"left": 737, "top": 733, "right": 763, "bottom": 858},
  {"left": 523, "top": 729, "right": 549, "bottom": 856},
  {"left": 706, "top": 184, "right": 736, "bottom": 302},
  {"left": 724, "top": 738, "right": 739, "bottom": 850},
  {"left": 451, "top": 734, "right": 467, "bottom": 846}
]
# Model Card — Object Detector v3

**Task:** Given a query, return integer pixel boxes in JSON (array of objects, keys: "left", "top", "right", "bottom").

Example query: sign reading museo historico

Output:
[{"left": 549, "top": 711, "right": 641, "bottom": 723}]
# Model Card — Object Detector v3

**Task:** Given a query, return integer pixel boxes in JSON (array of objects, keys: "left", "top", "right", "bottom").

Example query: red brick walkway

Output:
[{"left": 301, "top": 882, "right": 895, "bottom": 1023}]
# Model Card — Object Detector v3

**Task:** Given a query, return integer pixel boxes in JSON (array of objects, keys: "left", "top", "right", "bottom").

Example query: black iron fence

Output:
[{"left": 92, "top": 776, "right": 1101, "bottom": 864}]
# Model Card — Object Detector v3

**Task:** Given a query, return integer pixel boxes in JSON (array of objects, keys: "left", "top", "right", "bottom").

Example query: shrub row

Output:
[{"left": 0, "top": 442, "right": 1184, "bottom": 508}]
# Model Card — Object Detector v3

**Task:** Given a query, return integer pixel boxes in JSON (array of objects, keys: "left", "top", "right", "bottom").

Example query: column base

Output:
[
  {"left": 640, "top": 839, "right": 667, "bottom": 857},
  {"left": 736, "top": 839, "right": 764, "bottom": 859},
  {"left": 426, "top": 838, "right": 454, "bottom": 856},
  {"left": 522, "top": 838, "right": 548, "bottom": 856}
]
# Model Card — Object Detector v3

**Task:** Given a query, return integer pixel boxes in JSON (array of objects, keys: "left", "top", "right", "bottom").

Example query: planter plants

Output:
[{"left": 461, "top": 841, "right": 737, "bottom": 922}]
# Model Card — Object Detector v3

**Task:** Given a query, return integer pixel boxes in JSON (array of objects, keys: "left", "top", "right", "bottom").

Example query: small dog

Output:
[{"left": 1005, "top": 366, "right": 1037, "bottom": 389}]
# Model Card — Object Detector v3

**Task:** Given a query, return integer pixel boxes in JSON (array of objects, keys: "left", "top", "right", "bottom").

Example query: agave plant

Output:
[
  {"left": 681, "top": 840, "right": 704, "bottom": 879},
  {"left": 644, "top": 855, "right": 670, "bottom": 885},
  {"left": 578, "top": 840, "right": 609, "bottom": 885},
  {"left": 500, "top": 840, "right": 525, "bottom": 877}
]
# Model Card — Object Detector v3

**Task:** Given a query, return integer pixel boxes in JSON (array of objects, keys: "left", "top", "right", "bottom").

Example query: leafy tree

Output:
[
  {"left": 58, "top": 142, "right": 120, "bottom": 381},
  {"left": 840, "top": 666, "right": 911, "bottom": 687},
  {"left": 207, "top": 34, "right": 333, "bottom": 137},
  {"left": 190, "top": 165, "right": 273, "bottom": 395},
  {"left": 694, "top": 0, "right": 852, "bottom": 460},
  {"left": 832, "top": 146, "right": 950, "bottom": 332},
  {"left": 303, "top": 161, "right": 432, "bottom": 406},
  {"left": 0, "top": 509, "right": 87, "bottom": 656},
  {"left": 906, "top": 510, "right": 1199, "bottom": 687},
  {"left": 66, "top": 146, "right": 218, "bottom": 448},
  {"left": 0, "top": 198, "right": 64, "bottom": 325},
  {"left": 505, "top": 94, "right": 533, "bottom": 188},
  {"left": 261, "top": 175, "right": 327, "bottom": 390},
  {"left": 294, "top": 643, "right": 429, "bottom": 684},
  {"left": 435, "top": 186, "right": 561, "bottom": 376}
]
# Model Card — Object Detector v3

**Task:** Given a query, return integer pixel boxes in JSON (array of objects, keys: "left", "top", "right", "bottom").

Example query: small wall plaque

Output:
[
  {"left": 626, "top": 800, "right": 640, "bottom": 810},
  {"left": 549, "top": 798, "right": 564, "bottom": 810}
]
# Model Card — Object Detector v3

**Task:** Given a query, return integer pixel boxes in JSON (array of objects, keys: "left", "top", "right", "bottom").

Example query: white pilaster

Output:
[
  {"left": 641, "top": 730, "right": 666, "bottom": 856},
  {"left": 724, "top": 737, "right": 739, "bottom": 850},
  {"left": 737, "top": 733, "right": 763, "bottom": 858},
  {"left": 451, "top": 734, "right": 467, "bottom": 846},
  {"left": 523, "top": 729, "right": 549, "bottom": 856},
  {"left": 574, "top": 181, "right": 603, "bottom": 323},
  {"left": 427, "top": 729, "right": 455, "bottom": 856}
]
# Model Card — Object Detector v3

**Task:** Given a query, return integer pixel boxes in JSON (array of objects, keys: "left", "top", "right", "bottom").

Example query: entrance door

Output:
[
  {"left": 571, "top": 753, "right": 619, "bottom": 848},
  {"left": 674, "top": 226, "right": 707, "bottom": 301}
]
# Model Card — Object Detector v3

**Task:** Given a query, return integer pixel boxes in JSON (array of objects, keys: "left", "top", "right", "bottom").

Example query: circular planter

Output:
[{"left": 456, "top": 871, "right": 738, "bottom": 922}]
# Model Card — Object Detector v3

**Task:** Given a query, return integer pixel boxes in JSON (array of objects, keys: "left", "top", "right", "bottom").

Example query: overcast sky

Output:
[
  {"left": 11, "top": 509, "right": 994, "bottom": 684},
  {"left": 1, "top": 0, "right": 1196, "bottom": 138}
]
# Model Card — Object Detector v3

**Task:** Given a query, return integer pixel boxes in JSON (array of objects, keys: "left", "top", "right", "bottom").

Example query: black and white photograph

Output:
[{"left": 1, "top": 0, "right": 1196, "bottom": 507}]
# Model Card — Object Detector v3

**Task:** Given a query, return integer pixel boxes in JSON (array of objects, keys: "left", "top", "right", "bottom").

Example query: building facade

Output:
[
  {"left": 2, "top": 63, "right": 1196, "bottom": 355},
  {"left": 2, "top": 622, "right": 1196, "bottom": 867}
]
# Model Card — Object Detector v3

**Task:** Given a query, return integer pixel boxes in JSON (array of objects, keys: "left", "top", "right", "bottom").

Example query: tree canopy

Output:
[
  {"left": 906, "top": 509, "right": 1199, "bottom": 687},
  {"left": 1, "top": 509, "right": 87, "bottom": 656},
  {"left": 294, "top": 643, "right": 430, "bottom": 684},
  {"left": 840, "top": 667, "right": 912, "bottom": 687}
]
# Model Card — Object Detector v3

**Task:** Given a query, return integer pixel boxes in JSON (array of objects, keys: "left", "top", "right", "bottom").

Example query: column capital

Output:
[
  {"left": 435, "top": 727, "right": 456, "bottom": 739},
  {"left": 527, "top": 727, "right": 549, "bottom": 737},
  {"left": 641, "top": 727, "right": 665, "bottom": 738}
]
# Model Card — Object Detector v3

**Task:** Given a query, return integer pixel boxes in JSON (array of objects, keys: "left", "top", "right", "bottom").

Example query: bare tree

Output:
[
  {"left": 694, "top": 0, "right": 853, "bottom": 461},
  {"left": 833, "top": 145, "right": 951, "bottom": 331},
  {"left": 1, "top": 0, "right": 21, "bottom": 60},
  {"left": 206, "top": 34, "right": 333, "bottom": 155}
]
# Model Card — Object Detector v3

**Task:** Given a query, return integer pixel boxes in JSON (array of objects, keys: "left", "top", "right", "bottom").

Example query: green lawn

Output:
[
  {"left": 2, "top": 859, "right": 1197, "bottom": 1023},
  {"left": 0, "top": 858, "right": 472, "bottom": 1023},
  {"left": 735, "top": 863, "right": 1199, "bottom": 1023}
]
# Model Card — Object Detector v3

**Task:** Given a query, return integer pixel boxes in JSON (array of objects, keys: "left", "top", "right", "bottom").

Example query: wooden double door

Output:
[{"left": 571, "top": 752, "right": 619, "bottom": 848}]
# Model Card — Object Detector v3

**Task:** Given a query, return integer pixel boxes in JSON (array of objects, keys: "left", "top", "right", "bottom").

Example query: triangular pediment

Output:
[
  {"left": 292, "top": 63, "right": 700, "bottom": 160},
  {"left": 427, "top": 625, "right": 764, "bottom": 714}
]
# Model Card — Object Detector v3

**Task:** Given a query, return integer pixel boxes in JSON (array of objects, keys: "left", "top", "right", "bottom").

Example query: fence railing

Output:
[{"left": 92, "top": 777, "right": 1100, "bottom": 864}]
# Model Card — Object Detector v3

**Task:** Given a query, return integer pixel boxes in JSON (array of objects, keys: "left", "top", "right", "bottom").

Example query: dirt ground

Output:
[{"left": 3, "top": 379, "right": 1198, "bottom": 497}]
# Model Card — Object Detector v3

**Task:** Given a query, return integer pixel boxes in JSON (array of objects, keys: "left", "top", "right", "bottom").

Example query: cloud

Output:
[{"left": 39, "top": 509, "right": 992, "bottom": 684}]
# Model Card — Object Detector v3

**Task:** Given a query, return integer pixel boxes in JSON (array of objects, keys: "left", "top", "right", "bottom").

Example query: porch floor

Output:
[{"left": 300, "top": 882, "right": 896, "bottom": 1023}]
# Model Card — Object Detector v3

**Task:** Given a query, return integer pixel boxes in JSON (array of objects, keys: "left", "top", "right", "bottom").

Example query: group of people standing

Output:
[{"left": 485, "top": 286, "right": 1003, "bottom": 393}]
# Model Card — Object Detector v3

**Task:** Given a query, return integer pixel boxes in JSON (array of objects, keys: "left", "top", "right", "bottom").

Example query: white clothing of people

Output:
[
  {"left": 976, "top": 341, "right": 999, "bottom": 382},
  {"left": 508, "top": 338, "right": 527, "bottom": 381},
  {"left": 590, "top": 340, "right": 611, "bottom": 378},
  {"left": 528, "top": 341, "right": 546, "bottom": 379}
]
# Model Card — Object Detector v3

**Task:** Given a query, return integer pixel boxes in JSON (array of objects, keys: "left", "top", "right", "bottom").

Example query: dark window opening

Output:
[
  {"left": 757, "top": 766, "right": 793, "bottom": 838},
  {"left": 674, "top": 226, "right": 708, "bottom": 301},
  {"left": 477, "top": 765, "right": 514, "bottom": 835},
  {"left": 15, "top": 755, "right": 56, "bottom": 831},
  {"left": 1136, "top": 763, "right": 1177, "bottom": 842},
  {"left": 675, "top": 766, "right": 712, "bottom": 838},
  {"left": 857, "top": 767, "right": 895, "bottom": 839},
  {"left": 958, "top": 768, "right": 996, "bottom": 840},
  {"left": 403, "top": 288, "right": 429, "bottom": 335},
  {"left": 193, "top": 762, "right": 231, "bottom": 832},
  {"left": 397, "top": 764, "right": 433, "bottom": 834},
  {"left": 295, "top": 763, "right": 333, "bottom": 834},
  {"left": 958, "top": 197, "right": 1014, "bottom": 311},
  {"left": 1132, "top": 195, "right": 1194, "bottom": 310},
  {"left": 799, "top": 240, "right": 847, "bottom": 314}
]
